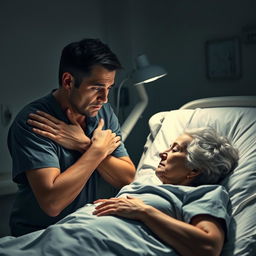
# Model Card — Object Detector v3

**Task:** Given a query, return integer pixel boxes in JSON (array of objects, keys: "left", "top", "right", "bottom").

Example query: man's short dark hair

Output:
[{"left": 58, "top": 38, "right": 122, "bottom": 87}]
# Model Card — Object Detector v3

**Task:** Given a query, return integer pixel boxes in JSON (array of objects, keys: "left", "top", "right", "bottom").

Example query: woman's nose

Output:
[{"left": 159, "top": 152, "right": 167, "bottom": 160}]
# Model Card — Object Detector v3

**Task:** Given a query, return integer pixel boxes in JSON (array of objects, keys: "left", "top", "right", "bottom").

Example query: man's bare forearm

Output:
[
  {"left": 27, "top": 146, "right": 108, "bottom": 217},
  {"left": 97, "top": 156, "right": 136, "bottom": 188}
]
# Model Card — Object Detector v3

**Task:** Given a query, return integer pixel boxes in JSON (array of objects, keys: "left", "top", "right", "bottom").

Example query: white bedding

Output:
[{"left": 135, "top": 107, "right": 256, "bottom": 256}]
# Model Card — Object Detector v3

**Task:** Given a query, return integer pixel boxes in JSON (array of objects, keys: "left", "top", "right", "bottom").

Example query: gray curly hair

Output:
[{"left": 184, "top": 127, "right": 239, "bottom": 186}]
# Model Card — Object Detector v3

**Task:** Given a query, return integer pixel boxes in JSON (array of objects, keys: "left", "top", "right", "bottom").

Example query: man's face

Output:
[{"left": 68, "top": 65, "right": 116, "bottom": 117}]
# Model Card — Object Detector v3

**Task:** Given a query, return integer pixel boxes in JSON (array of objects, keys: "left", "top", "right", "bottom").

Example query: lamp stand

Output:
[{"left": 121, "top": 83, "right": 148, "bottom": 141}]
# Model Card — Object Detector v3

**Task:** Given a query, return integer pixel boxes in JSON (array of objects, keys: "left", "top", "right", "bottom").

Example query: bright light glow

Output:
[{"left": 135, "top": 74, "right": 166, "bottom": 85}]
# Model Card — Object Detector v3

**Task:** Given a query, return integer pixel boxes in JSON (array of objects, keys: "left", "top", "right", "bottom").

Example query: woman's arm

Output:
[
  {"left": 93, "top": 197, "right": 225, "bottom": 256},
  {"left": 140, "top": 208, "right": 224, "bottom": 256}
]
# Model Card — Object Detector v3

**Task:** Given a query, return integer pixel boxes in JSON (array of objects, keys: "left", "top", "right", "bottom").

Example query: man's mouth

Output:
[{"left": 90, "top": 105, "right": 102, "bottom": 110}]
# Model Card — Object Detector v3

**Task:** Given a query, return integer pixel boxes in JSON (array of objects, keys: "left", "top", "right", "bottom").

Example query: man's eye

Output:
[{"left": 91, "top": 87, "right": 101, "bottom": 91}]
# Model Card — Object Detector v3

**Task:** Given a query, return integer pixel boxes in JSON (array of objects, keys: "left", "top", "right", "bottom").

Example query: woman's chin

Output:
[{"left": 155, "top": 171, "right": 165, "bottom": 182}]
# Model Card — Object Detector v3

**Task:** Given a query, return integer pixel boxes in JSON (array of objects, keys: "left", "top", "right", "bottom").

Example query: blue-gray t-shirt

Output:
[{"left": 8, "top": 92, "right": 129, "bottom": 236}]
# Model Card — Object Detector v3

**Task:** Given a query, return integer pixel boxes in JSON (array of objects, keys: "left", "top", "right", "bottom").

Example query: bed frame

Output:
[{"left": 180, "top": 96, "right": 256, "bottom": 109}]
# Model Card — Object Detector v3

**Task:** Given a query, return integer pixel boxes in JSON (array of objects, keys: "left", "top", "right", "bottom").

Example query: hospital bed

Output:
[
  {"left": 0, "top": 96, "right": 255, "bottom": 256},
  {"left": 136, "top": 95, "right": 256, "bottom": 256}
]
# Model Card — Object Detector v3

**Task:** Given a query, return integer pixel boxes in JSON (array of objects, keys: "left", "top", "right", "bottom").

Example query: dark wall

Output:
[{"left": 107, "top": 0, "right": 256, "bottom": 165}]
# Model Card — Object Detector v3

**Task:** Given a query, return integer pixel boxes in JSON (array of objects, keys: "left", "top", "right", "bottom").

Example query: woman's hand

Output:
[
  {"left": 91, "top": 119, "right": 121, "bottom": 157},
  {"left": 27, "top": 109, "right": 91, "bottom": 152},
  {"left": 93, "top": 196, "right": 148, "bottom": 220}
]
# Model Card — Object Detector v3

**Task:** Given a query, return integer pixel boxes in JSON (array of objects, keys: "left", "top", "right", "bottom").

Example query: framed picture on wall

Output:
[{"left": 205, "top": 37, "right": 241, "bottom": 80}]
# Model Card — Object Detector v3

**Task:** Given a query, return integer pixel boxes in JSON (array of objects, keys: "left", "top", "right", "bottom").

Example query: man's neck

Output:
[
  {"left": 52, "top": 88, "right": 86, "bottom": 129},
  {"left": 52, "top": 88, "right": 69, "bottom": 112}
]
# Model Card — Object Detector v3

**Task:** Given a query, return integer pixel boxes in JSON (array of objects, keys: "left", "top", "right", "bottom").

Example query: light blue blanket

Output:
[{"left": 0, "top": 183, "right": 230, "bottom": 256}]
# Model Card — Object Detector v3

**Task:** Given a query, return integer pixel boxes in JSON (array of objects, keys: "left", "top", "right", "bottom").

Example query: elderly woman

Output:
[
  {"left": 0, "top": 114, "right": 238, "bottom": 256},
  {"left": 92, "top": 127, "right": 238, "bottom": 256}
]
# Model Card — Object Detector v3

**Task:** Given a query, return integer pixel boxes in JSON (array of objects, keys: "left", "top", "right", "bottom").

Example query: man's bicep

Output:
[
  {"left": 26, "top": 167, "right": 60, "bottom": 201},
  {"left": 9, "top": 119, "right": 60, "bottom": 182}
]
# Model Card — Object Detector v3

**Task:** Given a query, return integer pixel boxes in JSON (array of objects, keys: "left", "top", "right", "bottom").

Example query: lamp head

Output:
[{"left": 132, "top": 54, "right": 167, "bottom": 85}]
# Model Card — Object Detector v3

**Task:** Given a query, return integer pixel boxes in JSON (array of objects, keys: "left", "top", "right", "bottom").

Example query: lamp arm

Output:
[
  {"left": 121, "top": 83, "right": 148, "bottom": 141},
  {"left": 115, "top": 77, "right": 129, "bottom": 116}
]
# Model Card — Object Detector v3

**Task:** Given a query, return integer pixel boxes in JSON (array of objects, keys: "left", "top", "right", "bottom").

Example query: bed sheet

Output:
[
  {"left": 135, "top": 107, "right": 256, "bottom": 256},
  {"left": 0, "top": 183, "right": 229, "bottom": 256}
]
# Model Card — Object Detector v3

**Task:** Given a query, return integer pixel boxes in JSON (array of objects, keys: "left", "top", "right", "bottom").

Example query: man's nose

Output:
[{"left": 98, "top": 89, "right": 108, "bottom": 103}]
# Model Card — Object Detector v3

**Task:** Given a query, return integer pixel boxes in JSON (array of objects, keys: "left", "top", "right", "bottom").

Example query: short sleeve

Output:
[
  {"left": 182, "top": 185, "right": 231, "bottom": 233},
  {"left": 8, "top": 109, "right": 60, "bottom": 184}
]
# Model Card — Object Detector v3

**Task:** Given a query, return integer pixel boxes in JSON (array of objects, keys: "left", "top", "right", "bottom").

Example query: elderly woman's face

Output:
[{"left": 155, "top": 133, "right": 195, "bottom": 185}]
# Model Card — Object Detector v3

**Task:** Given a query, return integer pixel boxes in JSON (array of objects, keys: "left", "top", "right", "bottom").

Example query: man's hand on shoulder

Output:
[{"left": 27, "top": 109, "right": 91, "bottom": 152}]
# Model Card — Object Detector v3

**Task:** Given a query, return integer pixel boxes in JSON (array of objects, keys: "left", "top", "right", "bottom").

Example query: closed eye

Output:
[
  {"left": 170, "top": 143, "right": 182, "bottom": 153},
  {"left": 172, "top": 147, "right": 180, "bottom": 153}
]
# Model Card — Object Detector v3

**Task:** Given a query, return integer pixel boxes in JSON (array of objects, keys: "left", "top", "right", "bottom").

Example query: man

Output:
[{"left": 8, "top": 38, "right": 136, "bottom": 236}]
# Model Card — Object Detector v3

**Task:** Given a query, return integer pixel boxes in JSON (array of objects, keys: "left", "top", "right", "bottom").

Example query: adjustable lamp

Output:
[{"left": 116, "top": 54, "right": 167, "bottom": 141}]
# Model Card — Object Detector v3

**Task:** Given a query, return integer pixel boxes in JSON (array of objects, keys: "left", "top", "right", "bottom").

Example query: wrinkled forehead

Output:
[{"left": 175, "top": 133, "right": 193, "bottom": 148}]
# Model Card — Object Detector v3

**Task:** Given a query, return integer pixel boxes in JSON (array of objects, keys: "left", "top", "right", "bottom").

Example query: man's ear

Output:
[{"left": 62, "top": 72, "right": 74, "bottom": 90}]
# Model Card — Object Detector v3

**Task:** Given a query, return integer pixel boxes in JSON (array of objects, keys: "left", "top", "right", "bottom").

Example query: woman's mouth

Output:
[
  {"left": 158, "top": 162, "right": 165, "bottom": 168},
  {"left": 156, "top": 163, "right": 165, "bottom": 173}
]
